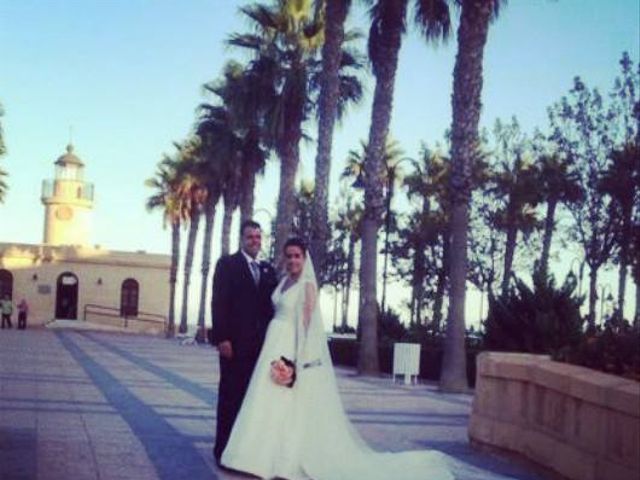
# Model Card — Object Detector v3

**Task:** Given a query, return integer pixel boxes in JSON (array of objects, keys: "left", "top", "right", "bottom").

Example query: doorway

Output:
[
  {"left": 55, "top": 272, "right": 78, "bottom": 319},
  {"left": 0, "top": 269, "right": 13, "bottom": 300}
]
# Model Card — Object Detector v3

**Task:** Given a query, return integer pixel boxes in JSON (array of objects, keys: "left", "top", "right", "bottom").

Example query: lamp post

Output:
[{"left": 380, "top": 157, "right": 413, "bottom": 317}]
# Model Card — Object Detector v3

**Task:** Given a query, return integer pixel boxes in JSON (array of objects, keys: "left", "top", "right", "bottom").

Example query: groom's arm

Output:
[{"left": 211, "top": 257, "right": 233, "bottom": 349}]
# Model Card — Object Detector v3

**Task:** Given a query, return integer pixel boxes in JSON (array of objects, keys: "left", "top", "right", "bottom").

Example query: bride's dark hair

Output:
[{"left": 284, "top": 237, "right": 307, "bottom": 255}]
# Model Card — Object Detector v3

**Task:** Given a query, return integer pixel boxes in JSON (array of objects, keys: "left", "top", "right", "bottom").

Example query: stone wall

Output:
[{"left": 469, "top": 352, "right": 640, "bottom": 480}]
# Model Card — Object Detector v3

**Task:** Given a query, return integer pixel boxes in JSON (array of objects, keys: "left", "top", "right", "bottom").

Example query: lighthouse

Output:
[{"left": 41, "top": 144, "right": 94, "bottom": 246}]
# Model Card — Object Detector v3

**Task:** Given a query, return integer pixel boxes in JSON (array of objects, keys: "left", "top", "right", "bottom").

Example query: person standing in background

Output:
[
  {"left": 1, "top": 295, "right": 13, "bottom": 329},
  {"left": 17, "top": 298, "right": 29, "bottom": 330}
]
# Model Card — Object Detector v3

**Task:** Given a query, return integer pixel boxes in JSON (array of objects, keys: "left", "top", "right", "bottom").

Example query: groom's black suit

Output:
[{"left": 210, "top": 250, "right": 278, "bottom": 461}]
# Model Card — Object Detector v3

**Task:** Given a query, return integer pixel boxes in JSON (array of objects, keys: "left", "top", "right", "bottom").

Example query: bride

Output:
[{"left": 221, "top": 238, "right": 495, "bottom": 480}]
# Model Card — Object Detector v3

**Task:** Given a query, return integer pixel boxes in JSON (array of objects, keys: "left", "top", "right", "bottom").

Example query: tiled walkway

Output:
[{"left": 0, "top": 329, "right": 544, "bottom": 480}]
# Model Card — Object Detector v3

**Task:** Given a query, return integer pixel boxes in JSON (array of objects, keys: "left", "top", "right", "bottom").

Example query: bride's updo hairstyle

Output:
[{"left": 283, "top": 237, "right": 307, "bottom": 256}]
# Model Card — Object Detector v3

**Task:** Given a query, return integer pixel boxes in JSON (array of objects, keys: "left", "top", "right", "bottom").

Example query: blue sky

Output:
[{"left": 1, "top": 0, "right": 638, "bottom": 324}]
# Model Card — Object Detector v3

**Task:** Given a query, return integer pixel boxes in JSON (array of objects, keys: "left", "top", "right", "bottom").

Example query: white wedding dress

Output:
[{"left": 221, "top": 257, "right": 515, "bottom": 480}]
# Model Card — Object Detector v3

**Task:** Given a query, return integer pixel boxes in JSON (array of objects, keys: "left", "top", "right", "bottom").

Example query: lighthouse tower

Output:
[{"left": 41, "top": 144, "right": 94, "bottom": 246}]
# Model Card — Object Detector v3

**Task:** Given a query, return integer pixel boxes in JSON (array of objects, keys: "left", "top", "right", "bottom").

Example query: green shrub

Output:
[
  {"left": 378, "top": 308, "right": 407, "bottom": 344},
  {"left": 558, "top": 313, "right": 640, "bottom": 381},
  {"left": 482, "top": 272, "right": 584, "bottom": 355}
]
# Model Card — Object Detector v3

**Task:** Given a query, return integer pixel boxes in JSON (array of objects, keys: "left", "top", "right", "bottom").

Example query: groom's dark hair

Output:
[
  {"left": 241, "top": 220, "right": 261, "bottom": 235},
  {"left": 284, "top": 237, "right": 307, "bottom": 254}
]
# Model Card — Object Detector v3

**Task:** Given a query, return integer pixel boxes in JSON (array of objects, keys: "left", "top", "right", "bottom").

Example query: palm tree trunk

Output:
[
  {"left": 180, "top": 210, "right": 200, "bottom": 334},
  {"left": 539, "top": 198, "right": 558, "bottom": 278},
  {"left": 588, "top": 265, "right": 598, "bottom": 327},
  {"left": 274, "top": 126, "right": 302, "bottom": 267},
  {"left": 221, "top": 196, "right": 234, "bottom": 256},
  {"left": 358, "top": 1, "right": 407, "bottom": 376},
  {"left": 239, "top": 146, "right": 260, "bottom": 243},
  {"left": 433, "top": 268, "right": 446, "bottom": 331},
  {"left": 440, "top": 0, "right": 493, "bottom": 393},
  {"left": 341, "top": 233, "right": 356, "bottom": 328},
  {"left": 433, "top": 232, "right": 449, "bottom": 331},
  {"left": 502, "top": 223, "right": 518, "bottom": 294},
  {"left": 358, "top": 218, "right": 380, "bottom": 375},
  {"left": 167, "top": 220, "right": 180, "bottom": 338},
  {"left": 196, "top": 198, "right": 217, "bottom": 343},
  {"left": 311, "top": 0, "right": 349, "bottom": 282},
  {"left": 412, "top": 246, "right": 426, "bottom": 325},
  {"left": 239, "top": 170, "right": 256, "bottom": 231},
  {"left": 634, "top": 279, "right": 639, "bottom": 327}
]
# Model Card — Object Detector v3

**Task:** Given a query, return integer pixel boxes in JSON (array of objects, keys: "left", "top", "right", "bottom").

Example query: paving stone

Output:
[{"left": 0, "top": 328, "right": 544, "bottom": 479}]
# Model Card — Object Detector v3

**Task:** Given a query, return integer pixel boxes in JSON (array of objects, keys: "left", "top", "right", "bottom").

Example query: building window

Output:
[
  {"left": 0, "top": 269, "right": 13, "bottom": 300},
  {"left": 120, "top": 279, "right": 139, "bottom": 317}
]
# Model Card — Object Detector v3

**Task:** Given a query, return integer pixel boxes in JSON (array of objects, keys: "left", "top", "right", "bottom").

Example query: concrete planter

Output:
[{"left": 469, "top": 352, "right": 640, "bottom": 480}]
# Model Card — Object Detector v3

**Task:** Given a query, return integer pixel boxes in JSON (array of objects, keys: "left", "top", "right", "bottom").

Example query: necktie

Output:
[{"left": 250, "top": 261, "right": 260, "bottom": 286}]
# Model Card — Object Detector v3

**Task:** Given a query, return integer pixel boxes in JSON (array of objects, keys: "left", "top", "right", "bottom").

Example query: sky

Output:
[{"left": 1, "top": 0, "right": 639, "bottom": 327}]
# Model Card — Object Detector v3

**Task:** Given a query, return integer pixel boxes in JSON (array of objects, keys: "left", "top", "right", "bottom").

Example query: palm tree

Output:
[
  {"left": 343, "top": 137, "right": 405, "bottom": 313},
  {"left": 230, "top": 1, "right": 323, "bottom": 265},
  {"left": 191, "top": 134, "right": 225, "bottom": 343},
  {"left": 600, "top": 143, "right": 640, "bottom": 315},
  {"left": 358, "top": 0, "right": 451, "bottom": 375},
  {"left": 485, "top": 124, "right": 541, "bottom": 294},
  {"left": 199, "top": 78, "right": 244, "bottom": 257},
  {"left": 441, "top": 0, "right": 502, "bottom": 392},
  {"left": 145, "top": 156, "right": 190, "bottom": 338},
  {"left": 206, "top": 61, "right": 270, "bottom": 237},
  {"left": 229, "top": 0, "right": 362, "bottom": 266},
  {"left": 310, "top": 0, "right": 353, "bottom": 278},
  {"left": 195, "top": 176, "right": 221, "bottom": 343},
  {"left": 334, "top": 192, "right": 363, "bottom": 329},
  {"left": 535, "top": 150, "right": 583, "bottom": 279},
  {"left": 173, "top": 139, "right": 207, "bottom": 335},
  {"left": 403, "top": 146, "right": 449, "bottom": 327}
]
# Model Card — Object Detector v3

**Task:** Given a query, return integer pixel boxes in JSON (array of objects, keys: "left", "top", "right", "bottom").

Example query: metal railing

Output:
[
  {"left": 42, "top": 180, "right": 95, "bottom": 201},
  {"left": 83, "top": 303, "right": 167, "bottom": 331}
]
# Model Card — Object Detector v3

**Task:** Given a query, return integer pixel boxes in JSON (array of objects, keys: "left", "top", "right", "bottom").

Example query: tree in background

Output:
[
  {"left": 230, "top": 0, "right": 362, "bottom": 266},
  {"left": 599, "top": 53, "right": 639, "bottom": 316},
  {"left": 532, "top": 132, "right": 583, "bottom": 280},
  {"left": 359, "top": 0, "right": 451, "bottom": 375},
  {"left": 311, "top": 0, "right": 356, "bottom": 279},
  {"left": 442, "top": 0, "right": 503, "bottom": 392},
  {"left": 145, "top": 154, "right": 191, "bottom": 337},
  {"left": 172, "top": 139, "right": 207, "bottom": 335},
  {"left": 550, "top": 78, "right": 618, "bottom": 327},
  {"left": 334, "top": 190, "right": 363, "bottom": 330},
  {"left": 486, "top": 118, "right": 541, "bottom": 295}
]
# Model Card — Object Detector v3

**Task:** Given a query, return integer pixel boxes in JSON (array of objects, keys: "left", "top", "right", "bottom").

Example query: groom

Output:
[{"left": 210, "top": 220, "right": 278, "bottom": 463}]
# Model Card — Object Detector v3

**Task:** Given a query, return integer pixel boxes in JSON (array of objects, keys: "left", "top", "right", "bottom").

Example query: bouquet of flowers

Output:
[{"left": 270, "top": 356, "right": 296, "bottom": 388}]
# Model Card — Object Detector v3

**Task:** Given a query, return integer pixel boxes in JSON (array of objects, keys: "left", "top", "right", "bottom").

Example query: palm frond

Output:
[{"left": 414, "top": 0, "right": 451, "bottom": 43}]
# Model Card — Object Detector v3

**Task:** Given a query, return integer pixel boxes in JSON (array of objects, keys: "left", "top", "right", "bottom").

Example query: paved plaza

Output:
[{"left": 0, "top": 328, "right": 544, "bottom": 480}]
